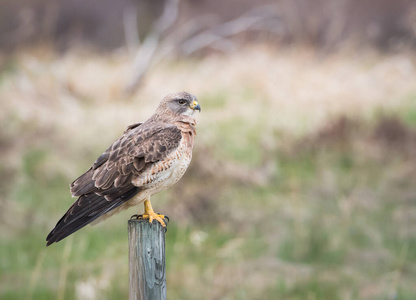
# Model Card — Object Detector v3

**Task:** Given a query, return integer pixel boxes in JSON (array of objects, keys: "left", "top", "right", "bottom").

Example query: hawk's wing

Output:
[{"left": 46, "top": 122, "right": 182, "bottom": 246}]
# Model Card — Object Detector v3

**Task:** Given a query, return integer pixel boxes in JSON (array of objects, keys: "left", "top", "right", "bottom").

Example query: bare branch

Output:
[
  {"left": 153, "top": 0, "right": 180, "bottom": 34},
  {"left": 125, "top": 3, "right": 280, "bottom": 94},
  {"left": 180, "top": 5, "right": 278, "bottom": 56},
  {"left": 125, "top": 0, "right": 180, "bottom": 94},
  {"left": 123, "top": 7, "right": 140, "bottom": 55},
  {"left": 125, "top": 35, "right": 159, "bottom": 93}
]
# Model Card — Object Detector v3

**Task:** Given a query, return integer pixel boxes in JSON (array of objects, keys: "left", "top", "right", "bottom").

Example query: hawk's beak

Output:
[{"left": 190, "top": 100, "right": 201, "bottom": 112}]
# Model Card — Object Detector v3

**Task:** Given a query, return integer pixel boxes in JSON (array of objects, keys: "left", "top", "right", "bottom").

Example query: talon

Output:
[
  {"left": 140, "top": 212, "right": 166, "bottom": 227},
  {"left": 130, "top": 214, "right": 141, "bottom": 220}
]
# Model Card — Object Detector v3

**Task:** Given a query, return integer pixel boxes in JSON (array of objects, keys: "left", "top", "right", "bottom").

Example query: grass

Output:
[{"left": 1, "top": 45, "right": 416, "bottom": 299}]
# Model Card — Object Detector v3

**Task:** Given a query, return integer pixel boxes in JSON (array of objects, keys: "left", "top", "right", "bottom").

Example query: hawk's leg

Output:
[{"left": 135, "top": 199, "right": 166, "bottom": 227}]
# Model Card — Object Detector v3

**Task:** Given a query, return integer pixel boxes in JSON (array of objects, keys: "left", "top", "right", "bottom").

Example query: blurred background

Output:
[{"left": 1, "top": 0, "right": 416, "bottom": 299}]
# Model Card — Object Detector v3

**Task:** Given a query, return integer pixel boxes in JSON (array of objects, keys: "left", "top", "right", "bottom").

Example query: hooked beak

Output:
[{"left": 190, "top": 100, "right": 201, "bottom": 112}]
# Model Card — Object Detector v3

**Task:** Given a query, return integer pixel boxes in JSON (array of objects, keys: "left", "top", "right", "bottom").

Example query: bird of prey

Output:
[{"left": 46, "top": 91, "right": 201, "bottom": 246}]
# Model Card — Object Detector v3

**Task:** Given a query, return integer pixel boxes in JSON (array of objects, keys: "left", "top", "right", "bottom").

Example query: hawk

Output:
[{"left": 46, "top": 92, "right": 201, "bottom": 246}]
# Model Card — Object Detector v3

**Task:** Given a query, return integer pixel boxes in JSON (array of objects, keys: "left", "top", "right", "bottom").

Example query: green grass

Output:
[
  {"left": 266, "top": 277, "right": 345, "bottom": 300},
  {"left": 213, "top": 116, "right": 264, "bottom": 166},
  {"left": 401, "top": 94, "right": 416, "bottom": 128},
  {"left": 2, "top": 113, "right": 416, "bottom": 300}
]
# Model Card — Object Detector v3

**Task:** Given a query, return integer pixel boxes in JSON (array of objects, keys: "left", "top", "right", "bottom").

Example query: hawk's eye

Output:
[{"left": 178, "top": 99, "right": 186, "bottom": 105}]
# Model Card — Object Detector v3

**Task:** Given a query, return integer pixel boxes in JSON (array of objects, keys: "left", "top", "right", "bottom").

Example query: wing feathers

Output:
[
  {"left": 47, "top": 122, "right": 183, "bottom": 246},
  {"left": 70, "top": 169, "right": 95, "bottom": 196},
  {"left": 94, "top": 168, "right": 119, "bottom": 189},
  {"left": 72, "top": 180, "right": 96, "bottom": 196},
  {"left": 114, "top": 173, "right": 133, "bottom": 188},
  {"left": 93, "top": 152, "right": 110, "bottom": 170},
  {"left": 133, "top": 157, "right": 145, "bottom": 172},
  {"left": 46, "top": 187, "right": 139, "bottom": 246}
]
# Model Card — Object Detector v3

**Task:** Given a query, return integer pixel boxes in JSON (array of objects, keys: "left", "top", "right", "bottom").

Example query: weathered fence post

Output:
[{"left": 128, "top": 218, "right": 168, "bottom": 300}]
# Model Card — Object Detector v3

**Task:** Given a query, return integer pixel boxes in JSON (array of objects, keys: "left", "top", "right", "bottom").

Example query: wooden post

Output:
[{"left": 128, "top": 218, "right": 168, "bottom": 300}]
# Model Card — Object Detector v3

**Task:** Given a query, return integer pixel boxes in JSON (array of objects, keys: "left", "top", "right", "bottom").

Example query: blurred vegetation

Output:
[
  {"left": 0, "top": 0, "right": 415, "bottom": 52},
  {"left": 1, "top": 0, "right": 416, "bottom": 299}
]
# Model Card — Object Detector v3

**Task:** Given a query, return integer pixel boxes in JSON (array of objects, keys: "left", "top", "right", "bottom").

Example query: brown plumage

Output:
[{"left": 46, "top": 91, "right": 200, "bottom": 246}]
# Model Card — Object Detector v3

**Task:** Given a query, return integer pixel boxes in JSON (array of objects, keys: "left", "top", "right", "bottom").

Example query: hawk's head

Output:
[{"left": 157, "top": 91, "right": 201, "bottom": 118}]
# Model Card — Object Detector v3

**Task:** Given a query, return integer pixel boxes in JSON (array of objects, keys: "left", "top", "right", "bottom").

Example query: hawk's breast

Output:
[{"left": 131, "top": 131, "right": 194, "bottom": 194}]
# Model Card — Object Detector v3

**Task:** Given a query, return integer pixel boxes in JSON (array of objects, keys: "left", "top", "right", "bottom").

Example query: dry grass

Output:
[{"left": 2, "top": 45, "right": 414, "bottom": 178}]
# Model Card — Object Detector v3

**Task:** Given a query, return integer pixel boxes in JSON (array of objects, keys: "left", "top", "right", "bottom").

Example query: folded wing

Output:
[{"left": 46, "top": 122, "right": 182, "bottom": 246}]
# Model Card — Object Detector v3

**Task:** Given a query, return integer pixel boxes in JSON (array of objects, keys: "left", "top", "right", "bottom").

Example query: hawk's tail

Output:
[{"left": 46, "top": 187, "right": 139, "bottom": 246}]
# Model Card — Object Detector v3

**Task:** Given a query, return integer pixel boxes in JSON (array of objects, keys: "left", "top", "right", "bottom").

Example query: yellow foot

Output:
[
  {"left": 136, "top": 199, "right": 167, "bottom": 227},
  {"left": 138, "top": 211, "right": 166, "bottom": 227}
]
